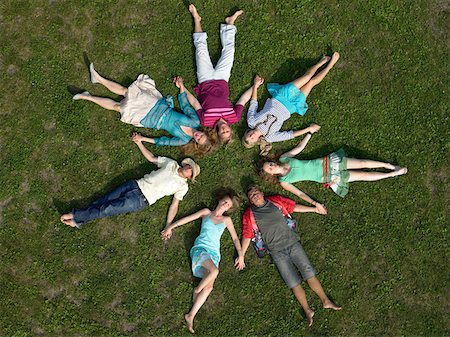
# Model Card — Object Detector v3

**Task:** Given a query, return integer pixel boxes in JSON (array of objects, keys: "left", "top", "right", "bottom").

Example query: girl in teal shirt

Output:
[{"left": 259, "top": 132, "right": 407, "bottom": 214}]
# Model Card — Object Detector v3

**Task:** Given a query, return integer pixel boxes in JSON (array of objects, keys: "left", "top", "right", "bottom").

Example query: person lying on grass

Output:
[
  {"left": 176, "top": 4, "right": 253, "bottom": 145},
  {"left": 258, "top": 132, "right": 408, "bottom": 213},
  {"left": 240, "top": 185, "right": 341, "bottom": 327},
  {"left": 72, "top": 65, "right": 218, "bottom": 156},
  {"left": 161, "top": 191, "right": 245, "bottom": 334},
  {"left": 242, "top": 52, "right": 340, "bottom": 155},
  {"left": 60, "top": 133, "right": 199, "bottom": 228}
]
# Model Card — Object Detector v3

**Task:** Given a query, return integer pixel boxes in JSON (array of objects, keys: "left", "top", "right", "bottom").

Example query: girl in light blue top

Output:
[{"left": 161, "top": 192, "right": 244, "bottom": 333}]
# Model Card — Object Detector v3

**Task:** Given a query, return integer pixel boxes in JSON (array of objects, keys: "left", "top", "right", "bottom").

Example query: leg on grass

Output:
[
  {"left": 306, "top": 276, "right": 342, "bottom": 310},
  {"left": 189, "top": 4, "right": 203, "bottom": 33},
  {"left": 346, "top": 158, "right": 396, "bottom": 170},
  {"left": 348, "top": 168, "right": 407, "bottom": 182},
  {"left": 299, "top": 52, "right": 340, "bottom": 98},
  {"left": 185, "top": 259, "right": 218, "bottom": 333},
  {"left": 291, "top": 56, "right": 331, "bottom": 89},
  {"left": 76, "top": 94, "right": 121, "bottom": 112},
  {"left": 91, "top": 67, "right": 128, "bottom": 96},
  {"left": 291, "top": 284, "right": 315, "bottom": 327}
]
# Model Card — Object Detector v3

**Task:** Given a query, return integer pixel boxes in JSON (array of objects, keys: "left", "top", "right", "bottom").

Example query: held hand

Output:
[
  {"left": 234, "top": 256, "right": 246, "bottom": 270},
  {"left": 315, "top": 203, "right": 328, "bottom": 215},
  {"left": 172, "top": 76, "right": 184, "bottom": 89},
  {"left": 254, "top": 75, "right": 265, "bottom": 87},
  {"left": 308, "top": 123, "right": 321, "bottom": 134},
  {"left": 131, "top": 132, "right": 143, "bottom": 144},
  {"left": 160, "top": 228, "right": 173, "bottom": 240}
]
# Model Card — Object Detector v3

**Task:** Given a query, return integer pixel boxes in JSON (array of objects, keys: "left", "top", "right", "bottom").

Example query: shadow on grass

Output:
[{"left": 53, "top": 162, "right": 152, "bottom": 214}]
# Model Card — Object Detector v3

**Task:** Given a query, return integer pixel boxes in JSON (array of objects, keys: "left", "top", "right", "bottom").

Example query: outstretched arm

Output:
[
  {"left": 293, "top": 204, "right": 325, "bottom": 214},
  {"left": 292, "top": 123, "right": 320, "bottom": 138},
  {"left": 161, "top": 206, "right": 210, "bottom": 240},
  {"left": 280, "top": 182, "right": 327, "bottom": 215},
  {"left": 236, "top": 75, "right": 265, "bottom": 106},
  {"left": 173, "top": 76, "right": 202, "bottom": 111},
  {"left": 281, "top": 133, "right": 313, "bottom": 158},
  {"left": 240, "top": 237, "right": 252, "bottom": 264},
  {"left": 131, "top": 132, "right": 158, "bottom": 164},
  {"left": 224, "top": 218, "right": 245, "bottom": 270}
]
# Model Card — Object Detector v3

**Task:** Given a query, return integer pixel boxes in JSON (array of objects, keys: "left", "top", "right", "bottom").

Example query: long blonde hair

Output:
[
  {"left": 182, "top": 128, "right": 219, "bottom": 157},
  {"left": 242, "top": 130, "right": 272, "bottom": 156}
]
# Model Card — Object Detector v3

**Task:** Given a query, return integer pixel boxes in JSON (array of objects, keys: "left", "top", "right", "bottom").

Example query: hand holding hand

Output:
[
  {"left": 315, "top": 203, "right": 327, "bottom": 215},
  {"left": 160, "top": 227, "right": 173, "bottom": 240},
  {"left": 309, "top": 123, "right": 321, "bottom": 134},
  {"left": 234, "top": 256, "right": 246, "bottom": 271},
  {"left": 254, "top": 75, "right": 264, "bottom": 87},
  {"left": 131, "top": 132, "right": 143, "bottom": 144},
  {"left": 173, "top": 76, "right": 184, "bottom": 89}
]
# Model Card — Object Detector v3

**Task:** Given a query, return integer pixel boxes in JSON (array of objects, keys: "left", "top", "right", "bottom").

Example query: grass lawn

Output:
[{"left": 0, "top": 0, "right": 448, "bottom": 336}]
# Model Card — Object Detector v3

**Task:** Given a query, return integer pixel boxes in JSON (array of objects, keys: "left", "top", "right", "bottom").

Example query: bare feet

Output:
[
  {"left": 189, "top": 4, "right": 201, "bottom": 21},
  {"left": 60, "top": 213, "right": 77, "bottom": 228},
  {"left": 225, "top": 10, "right": 243, "bottom": 25},
  {"left": 305, "top": 309, "right": 315, "bottom": 327},
  {"left": 185, "top": 314, "right": 195, "bottom": 334},
  {"left": 329, "top": 52, "right": 340, "bottom": 66},
  {"left": 323, "top": 300, "right": 342, "bottom": 311}
]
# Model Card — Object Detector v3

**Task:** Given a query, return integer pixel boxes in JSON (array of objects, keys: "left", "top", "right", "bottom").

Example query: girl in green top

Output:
[{"left": 259, "top": 132, "right": 408, "bottom": 214}]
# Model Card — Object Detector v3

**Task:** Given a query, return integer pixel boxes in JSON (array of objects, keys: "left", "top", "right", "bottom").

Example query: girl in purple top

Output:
[{"left": 177, "top": 4, "right": 256, "bottom": 144}]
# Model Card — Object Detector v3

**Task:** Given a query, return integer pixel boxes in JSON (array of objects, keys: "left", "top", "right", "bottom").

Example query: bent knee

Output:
[{"left": 114, "top": 103, "right": 121, "bottom": 112}]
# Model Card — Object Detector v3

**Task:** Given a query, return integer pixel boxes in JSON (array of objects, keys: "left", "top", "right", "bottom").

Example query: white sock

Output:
[
  {"left": 89, "top": 63, "right": 97, "bottom": 84},
  {"left": 73, "top": 91, "right": 91, "bottom": 100}
]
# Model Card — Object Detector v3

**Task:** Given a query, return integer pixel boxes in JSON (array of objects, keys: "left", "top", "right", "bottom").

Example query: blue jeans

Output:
[
  {"left": 271, "top": 241, "right": 316, "bottom": 289},
  {"left": 72, "top": 180, "right": 148, "bottom": 228}
]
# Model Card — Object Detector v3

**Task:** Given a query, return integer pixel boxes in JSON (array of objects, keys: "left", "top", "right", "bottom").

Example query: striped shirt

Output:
[
  {"left": 247, "top": 99, "right": 293, "bottom": 143},
  {"left": 194, "top": 79, "right": 244, "bottom": 127}
]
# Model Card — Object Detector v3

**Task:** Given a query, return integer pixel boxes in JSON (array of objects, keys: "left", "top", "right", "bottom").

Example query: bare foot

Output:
[
  {"left": 394, "top": 167, "right": 408, "bottom": 176},
  {"left": 329, "top": 52, "right": 340, "bottom": 66},
  {"left": 60, "top": 213, "right": 77, "bottom": 228},
  {"left": 185, "top": 314, "right": 195, "bottom": 334},
  {"left": 73, "top": 91, "right": 91, "bottom": 100},
  {"left": 323, "top": 300, "right": 342, "bottom": 310},
  {"left": 225, "top": 10, "right": 243, "bottom": 25},
  {"left": 305, "top": 309, "right": 315, "bottom": 327},
  {"left": 89, "top": 63, "right": 98, "bottom": 84},
  {"left": 189, "top": 4, "right": 201, "bottom": 21},
  {"left": 319, "top": 55, "right": 331, "bottom": 65}
]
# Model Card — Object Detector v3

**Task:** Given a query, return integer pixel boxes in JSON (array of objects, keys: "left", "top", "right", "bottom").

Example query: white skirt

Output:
[{"left": 120, "top": 74, "right": 163, "bottom": 126}]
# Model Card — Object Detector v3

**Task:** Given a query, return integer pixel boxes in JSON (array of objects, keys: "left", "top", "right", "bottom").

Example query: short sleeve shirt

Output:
[
  {"left": 251, "top": 200, "right": 299, "bottom": 252},
  {"left": 137, "top": 157, "right": 189, "bottom": 205}
]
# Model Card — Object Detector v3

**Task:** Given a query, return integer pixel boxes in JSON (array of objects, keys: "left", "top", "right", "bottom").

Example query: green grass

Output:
[{"left": 0, "top": 0, "right": 449, "bottom": 336}]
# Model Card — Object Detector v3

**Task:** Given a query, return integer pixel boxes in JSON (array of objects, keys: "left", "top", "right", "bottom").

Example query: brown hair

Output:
[
  {"left": 182, "top": 128, "right": 219, "bottom": 157},
  {"left": 246, "top": 185, "right": 261, "bottom": 197},
  {"left": 215, "top": 189, "right": 240, "bottom": 214},
  {"left": 256, "top": 157, "right": 282, "bottom": 184}
]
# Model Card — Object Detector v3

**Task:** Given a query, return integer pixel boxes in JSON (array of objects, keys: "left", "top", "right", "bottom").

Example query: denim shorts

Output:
[{"left": 271, "top": 241, "right": 316, "bottom": 288}]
